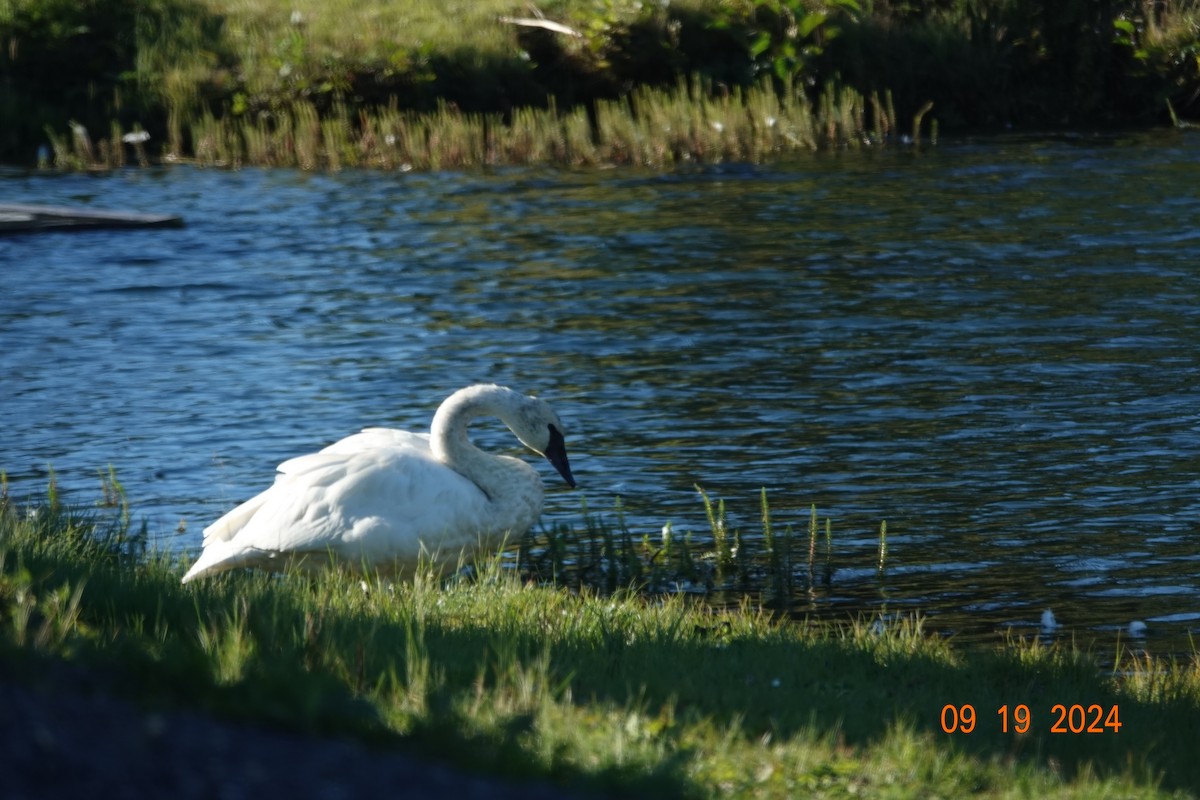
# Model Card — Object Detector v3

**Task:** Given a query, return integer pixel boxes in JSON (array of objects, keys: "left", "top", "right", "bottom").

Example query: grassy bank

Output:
[
  {"left": 2, "top": 1, "right": 1198, "bottom": 168},
  {"left": 3, "top": 491, "right": 1199, "bottom": 797}
]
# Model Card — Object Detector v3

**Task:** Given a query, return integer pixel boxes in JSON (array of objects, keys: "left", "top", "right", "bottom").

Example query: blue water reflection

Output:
[{"left": 2, "top": 134, "right": 1198, "bottom": 654}]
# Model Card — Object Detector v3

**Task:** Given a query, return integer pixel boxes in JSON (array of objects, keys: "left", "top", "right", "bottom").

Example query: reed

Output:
[
  {"left": 294, "top": 100, "right": 322, "bottom": 170},
  {"left": 823, "top": 517, "right": 833, "bottom": 585},
  {"left": 877, "top": 519, "right": 888, "bottom": 573},
  {"left": 240, "top": 114, "right": 275, "bottom": 165},
  {"left": 912, "top": 100, "right": 935, "bottom": 145},
  {"left": 191, "top": 110, "right": 241, "bottom": 167}
]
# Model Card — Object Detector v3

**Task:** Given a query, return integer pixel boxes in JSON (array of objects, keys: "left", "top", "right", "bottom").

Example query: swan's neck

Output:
[{"left": 429, "top": 385, "right": 531, "bottom": 500}]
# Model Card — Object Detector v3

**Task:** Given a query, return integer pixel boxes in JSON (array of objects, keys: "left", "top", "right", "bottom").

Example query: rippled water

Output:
[{"left": 3, "top": 133, "right": 1198, "bottom": 655}]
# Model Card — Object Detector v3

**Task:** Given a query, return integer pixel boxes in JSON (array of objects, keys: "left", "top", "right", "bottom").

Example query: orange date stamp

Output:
[{"left": 940, "top": 704, "right": 1122, "bottom": 735}]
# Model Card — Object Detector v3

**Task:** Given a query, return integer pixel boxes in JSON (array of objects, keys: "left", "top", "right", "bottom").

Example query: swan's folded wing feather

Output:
[
  {"left": 318, "top": 427, "right": 431, "bottom": 455},
  {"left": 201, "top": 453, "right": 352, "bottom": 546},
  {"left": 209, "top": 445, "right": 492, "bottom": 563},
  {"left": 201, "top": 430, "right": 433, "bottom": 551},
  {"left": 202, "top": 485, "right": 273, "bottom": 545}
]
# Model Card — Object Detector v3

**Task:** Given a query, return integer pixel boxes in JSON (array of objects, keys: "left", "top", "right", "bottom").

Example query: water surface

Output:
[{"left": 3, "top": 132, "right": 1198, "bottom": 655}]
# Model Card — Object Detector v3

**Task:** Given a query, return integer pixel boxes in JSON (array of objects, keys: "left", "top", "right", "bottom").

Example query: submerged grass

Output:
[
  {"left": 519, "top": 486, "right": 847, "bottom": 612},
  {"left": 3, "top": 486, "right": 1200, "bottom": 797}
]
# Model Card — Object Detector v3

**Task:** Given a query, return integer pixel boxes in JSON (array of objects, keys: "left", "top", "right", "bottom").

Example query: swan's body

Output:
[{"left": 181, "top": 385, "right": 575, "bottom": 583}]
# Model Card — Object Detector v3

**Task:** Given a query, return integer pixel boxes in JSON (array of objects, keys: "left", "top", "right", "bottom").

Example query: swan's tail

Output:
[{"left": 181, "top": 540, "right": 268, "bottom": 583}]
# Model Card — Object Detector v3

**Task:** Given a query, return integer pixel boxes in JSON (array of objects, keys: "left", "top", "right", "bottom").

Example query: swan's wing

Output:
[
  {"left": 202, "top": 484, "right": 274, "bottom": 546},
  {"left": 186, "top": 443, "right": 493, "bottom": 582},
  {"left": 204, "top": 428, "right": 431, "bottom": 547},
  {"left": 316, "top": 427, "right": 431, "bottom": 456}
]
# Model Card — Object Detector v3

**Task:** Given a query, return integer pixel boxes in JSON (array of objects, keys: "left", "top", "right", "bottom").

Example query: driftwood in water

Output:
[{"left": 0, "top": 204, "right": 183, "bottom": 234}]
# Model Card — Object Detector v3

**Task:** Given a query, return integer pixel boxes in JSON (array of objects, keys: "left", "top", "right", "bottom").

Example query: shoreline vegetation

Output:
[
  {"left": 3, "top": 483, "right": 1200, "bottom": 797},
  {"left": 3, "top": 0, "right": 1200, "bottom": 170}
]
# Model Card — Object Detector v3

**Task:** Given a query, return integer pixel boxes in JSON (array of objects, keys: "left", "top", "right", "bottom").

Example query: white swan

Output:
[{"left": 181, "top": 384, "right": 575, "bottom": 583}]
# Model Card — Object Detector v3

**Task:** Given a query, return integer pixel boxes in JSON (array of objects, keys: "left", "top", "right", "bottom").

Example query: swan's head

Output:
[
  {"left": 512, "top": 396, "right": 576, "bottom": 489},
  {"left": 436, "top": 384, "right": 578, "bottom": 488}
]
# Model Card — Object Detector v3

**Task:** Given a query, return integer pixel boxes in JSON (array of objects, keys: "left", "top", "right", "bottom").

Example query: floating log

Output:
[{"left": 0, "top": 203, "right": 183, "bottom": 234}]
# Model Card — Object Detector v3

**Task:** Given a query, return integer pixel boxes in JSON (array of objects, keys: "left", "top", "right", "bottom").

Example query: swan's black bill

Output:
[{"left": 544, "top": 424, "right": 576, "bottom": 488}]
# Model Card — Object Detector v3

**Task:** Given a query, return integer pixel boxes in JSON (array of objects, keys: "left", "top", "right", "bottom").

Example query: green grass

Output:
[{"left": 3, "top": 484, "right": 1200, "bottom": 798}]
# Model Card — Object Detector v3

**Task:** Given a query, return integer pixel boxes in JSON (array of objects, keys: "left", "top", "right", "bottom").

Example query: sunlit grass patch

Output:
[{"left": 49, "top": 74, "right": 899, "bottom": 171}]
